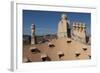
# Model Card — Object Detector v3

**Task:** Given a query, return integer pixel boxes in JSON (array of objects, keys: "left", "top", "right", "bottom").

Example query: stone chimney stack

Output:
[
  {"left": 81, "top": 23, "right": 86, "bottom": 43},
  {"left": 72, "top": 22, "right": 86, "bottom": 43},
  {"left": 57, "top": 14, "right": 70, "bottom": 38},
  {"left": 31, "top": 24, "right": 36, "bottom": 45}
]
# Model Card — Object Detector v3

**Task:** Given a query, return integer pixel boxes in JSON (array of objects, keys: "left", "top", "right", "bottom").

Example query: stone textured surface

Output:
[{"left": 23, "top": 14, "right": 90, "bottom": 63}]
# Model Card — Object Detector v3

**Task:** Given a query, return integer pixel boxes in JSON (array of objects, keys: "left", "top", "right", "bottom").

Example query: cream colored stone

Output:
[
  {"left": 31, "top": 24, "right": 36, "bottom": 45},
  {"left": 57, "top": 14, "right": 70, "bottom": 38}
]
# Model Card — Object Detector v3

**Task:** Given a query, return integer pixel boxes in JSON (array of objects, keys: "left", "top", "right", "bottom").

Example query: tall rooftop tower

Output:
[
  {"left": 31, "top": 24, "right": 36, "bottom": 45},
  {"left": 57, "top": 14, "right": 70, "bottom": 38},
  {"left": 72, "top": 22, "right": 86, "bottom": 43}
]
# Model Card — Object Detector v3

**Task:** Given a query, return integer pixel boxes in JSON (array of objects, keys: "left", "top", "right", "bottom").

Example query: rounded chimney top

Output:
[
  {"left": 31, "top": 24, "right": 35, "bottom": 26},
  {"left": 61, "top": 14, "right": 67, "bottom": 19}
]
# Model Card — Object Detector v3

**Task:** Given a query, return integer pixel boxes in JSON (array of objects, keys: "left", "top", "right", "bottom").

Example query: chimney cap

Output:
[{"left": 61, "top": 14, "right": 67, "bottom": 19}]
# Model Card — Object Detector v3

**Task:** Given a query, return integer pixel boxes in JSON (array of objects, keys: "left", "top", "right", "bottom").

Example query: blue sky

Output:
[{"left": 23, "top": 10, "right": 91, "bottom": 36}]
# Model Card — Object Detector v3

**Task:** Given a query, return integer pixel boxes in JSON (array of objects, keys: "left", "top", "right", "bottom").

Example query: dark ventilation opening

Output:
[
  {"left": 67, "top": 22, "right": 71, "bottom": 38},
  {"left": 86, "top": 36, "right": 89, "bottom": 43},
  {"left": 67, "top": 28, "right": 71, "bottom": 38},
  {"left": 42, "top": 56, "right": 51, "bottom": 61}
]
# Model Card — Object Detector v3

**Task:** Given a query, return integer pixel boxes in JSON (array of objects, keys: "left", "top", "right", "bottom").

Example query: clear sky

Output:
[{"left": 23, "top": 10, "right": 91, "bottom": 36}]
